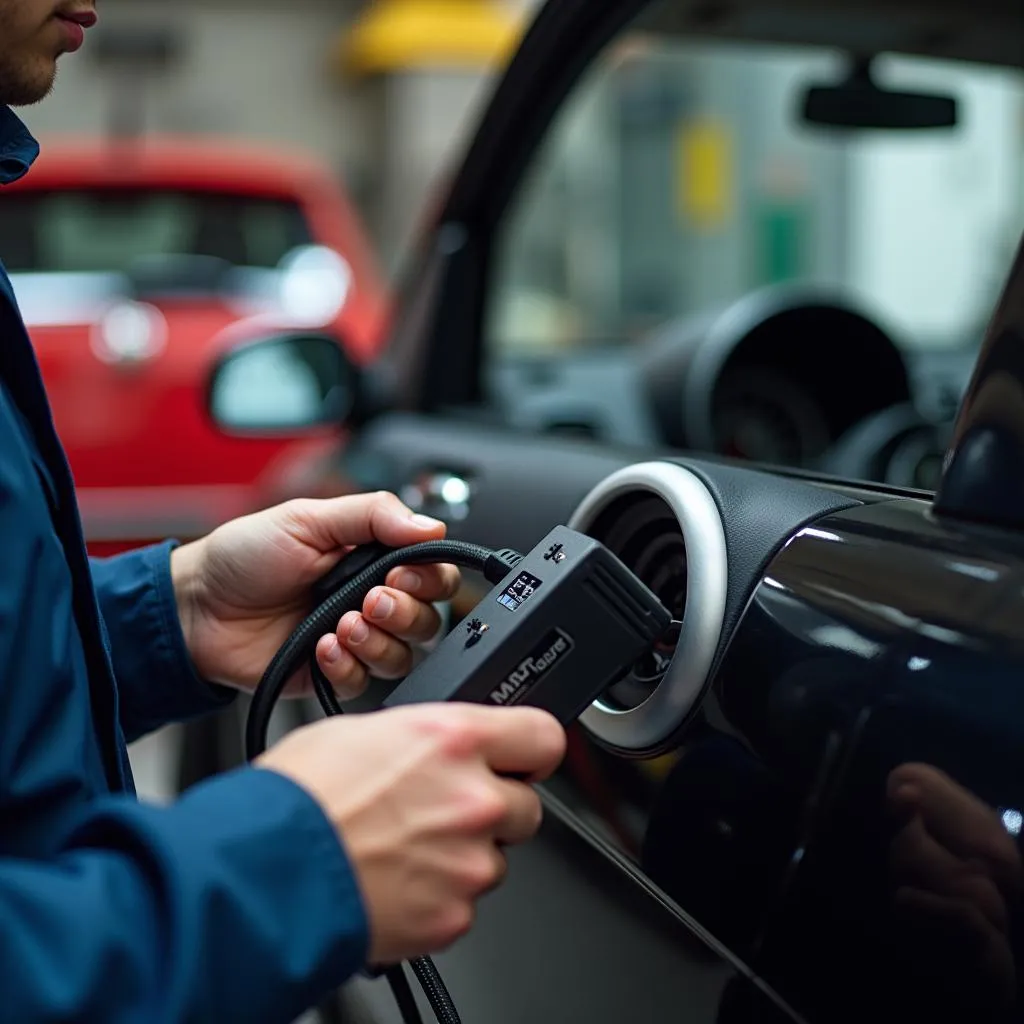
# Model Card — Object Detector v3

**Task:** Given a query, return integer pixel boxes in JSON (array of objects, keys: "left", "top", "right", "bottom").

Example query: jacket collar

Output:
[{"left": 0, "top": 107, "right": 39, "bottom": 185}]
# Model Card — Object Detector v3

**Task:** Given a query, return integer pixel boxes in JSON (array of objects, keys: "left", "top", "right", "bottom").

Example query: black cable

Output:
[
  {"left": 313, "top": 990, "right": 347, "bottom": 1024},
  {"left": 245, "top": 540, "right": 506, "bottom": 760},
  {"left": 385, "top": 965, "right": 425, "bottom": 1024},
  {"left": 310, "top": 655, "right": 342, "bottom": 717},
  {"left": 245, "top": 540, "right": 522, "bottom": 1024},
  {"left": 409, "top": 959, "right": 462, "bottom": 1024}
]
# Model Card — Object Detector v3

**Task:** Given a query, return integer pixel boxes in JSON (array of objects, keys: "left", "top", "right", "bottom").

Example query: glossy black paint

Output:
[
  {"left": 937, "top": 233, "right": 1024, "bottom": 531},
  {"left": 639, "top": 496, "right": 1024, "bottom": 1024}
]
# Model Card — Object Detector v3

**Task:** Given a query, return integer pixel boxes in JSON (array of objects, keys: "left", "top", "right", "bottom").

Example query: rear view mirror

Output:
[
  {"left": 801, "top": 57, "right": 958, "bottom": 131},
  {"left": 207, "top": 332, "right": 358, "bottom": 435}
]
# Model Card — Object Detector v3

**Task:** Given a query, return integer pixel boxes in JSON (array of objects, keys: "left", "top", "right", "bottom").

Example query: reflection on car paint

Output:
[{"left": 560, "top": 497, "right": 1024, "bottom": 1023}]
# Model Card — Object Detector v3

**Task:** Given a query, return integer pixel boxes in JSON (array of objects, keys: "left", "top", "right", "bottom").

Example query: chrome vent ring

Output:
[{"left": 569, "top": 462, "right": 728, "bottom": 754}]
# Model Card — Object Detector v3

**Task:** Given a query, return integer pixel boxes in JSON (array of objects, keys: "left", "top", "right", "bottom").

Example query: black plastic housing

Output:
[{"left": 383, "top": 525, "right": 672, "bottom": 725}]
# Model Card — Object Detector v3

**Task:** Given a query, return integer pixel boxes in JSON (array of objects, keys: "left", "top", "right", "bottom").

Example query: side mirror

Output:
[{"left": 207, "top": 332, "right": 358, "bottom": 435}]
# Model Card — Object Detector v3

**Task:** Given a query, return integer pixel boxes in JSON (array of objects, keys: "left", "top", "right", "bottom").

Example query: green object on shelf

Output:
[{"left": 757, "top": 202, "right": 808, "bottom": 284}]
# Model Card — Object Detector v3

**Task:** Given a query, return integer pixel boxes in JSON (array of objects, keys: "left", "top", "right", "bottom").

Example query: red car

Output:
[{"left": 0, "top": 136, "right": 389, "bottom": 555}]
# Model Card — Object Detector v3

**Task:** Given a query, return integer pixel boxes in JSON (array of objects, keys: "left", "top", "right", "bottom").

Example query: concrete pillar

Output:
[
  {"left": 335, "top": 0, "right": 527, "bottom": 269},
  {"left": 364, "top": 70, "right": 497, "bottom": 269}
]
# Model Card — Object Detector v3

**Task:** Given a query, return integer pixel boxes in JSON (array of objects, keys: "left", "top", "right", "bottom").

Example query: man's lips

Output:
[
  {"left": 53, "top": 7, "right": 97, "bottom": 52},
  {"left": 56, "top": 10, "right": 98, "bottom": 28}
]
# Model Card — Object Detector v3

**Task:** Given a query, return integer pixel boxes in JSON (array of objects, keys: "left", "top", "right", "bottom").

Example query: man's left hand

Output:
[{"left": 170, "top": 492, "right": 461, "bottom": 699}]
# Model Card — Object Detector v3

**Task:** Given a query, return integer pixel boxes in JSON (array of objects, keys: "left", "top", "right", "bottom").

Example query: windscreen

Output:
[{"left": 0, "top": 188, "right": 314, "bottom": 273}]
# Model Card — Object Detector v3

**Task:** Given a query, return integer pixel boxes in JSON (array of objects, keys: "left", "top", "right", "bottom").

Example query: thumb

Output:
[{"left": 283, "top": 492, "right": 447, "bottom": 554}]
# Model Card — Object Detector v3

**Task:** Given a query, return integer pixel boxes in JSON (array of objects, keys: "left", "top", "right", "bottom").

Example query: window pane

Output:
[
  {"left": 487, "top": 37, "right": 1024, "bottom": 355},
  {"left": 0, "top": 189, "right": 313, "bottom": 273}
]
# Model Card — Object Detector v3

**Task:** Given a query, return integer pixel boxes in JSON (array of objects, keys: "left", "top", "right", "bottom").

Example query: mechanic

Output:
[{"left": 0, "top": 2, "right": 567, "bottom": 1021}]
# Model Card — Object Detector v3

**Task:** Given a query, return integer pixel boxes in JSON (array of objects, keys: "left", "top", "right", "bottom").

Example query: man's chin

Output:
[{"left": 0, "top": 67, "right": 57, "bottom": 107}]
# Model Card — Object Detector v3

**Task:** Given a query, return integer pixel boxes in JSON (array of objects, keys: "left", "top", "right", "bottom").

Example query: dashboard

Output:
[
  {"left": 345, "top": 405, "right": 1024, "bottom": 1024},
  {"left": 487, "top": 285, "right": 976, "bottom": 491}
]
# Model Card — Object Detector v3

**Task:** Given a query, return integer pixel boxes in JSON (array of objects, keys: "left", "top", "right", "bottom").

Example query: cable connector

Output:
[{"left": 483, "top": 547, "right": 524, "bottom": 584}]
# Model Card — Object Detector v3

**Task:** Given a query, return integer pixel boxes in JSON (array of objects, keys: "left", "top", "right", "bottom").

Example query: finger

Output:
[
  {"left": 338, "top": 611, "right": 414, "bottom": 680},
  {"left": 890, "top": 815, "right": 960, "bottom": 888},
  {"left": 315, "top": 634, "right": 369, "bottom": 699},
  {"left": 386, "top": 563, "right": 462, "bottom": 603},
  {"left": 456, "top": 705, "right": 567, "bottom": 781},
  {"left": 363, "top": 586, "right": 444, "bottom": 644},
  {"left": 480, "top": 845, "right": 509, "bottom": 896},
  {"left": 893, "top": 887, "right": 1017, "bottom": 1011},
  {"left": 889, "top": 763, "right": 1021, "bottom": 889},
  {"left": 890, "top": 817, "right": 1009, "bottom": 932},
  {"left": 453, "top": 841, "right": 510, "bottom": 899},
  {"left": 491, "top": 777, "right": 544, "bottom": 845},
  {"left": 894, "top": 886, "right": 1005, "bottom": 961},
  {"left": 284, "top": 491, "right": 447, "bottom": 555}
]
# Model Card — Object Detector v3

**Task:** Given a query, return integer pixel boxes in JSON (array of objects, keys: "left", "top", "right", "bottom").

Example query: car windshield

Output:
[
  {"left": 489, "top": 35, "right": 1024, "bottom": 354},
  {"left": 0, "top": 188, "right": 314, "bottom": 274}
]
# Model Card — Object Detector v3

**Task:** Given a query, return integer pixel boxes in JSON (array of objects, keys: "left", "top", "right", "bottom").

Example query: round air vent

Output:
[{"left": 568, "top": 462, "right": 728, "bottom": 754}]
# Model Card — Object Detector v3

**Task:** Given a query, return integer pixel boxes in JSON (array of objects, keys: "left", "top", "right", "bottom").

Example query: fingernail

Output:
[
  {"left": 410, "top": 514, "right": 444, "bottom": 530},
  {"left": 322, "top": 636, "right": 343, "bottom": 664},
  {"left": 348, "top": 617, "right": 370, "bottom": 644},
  {"left": 394, "top": 569, "right": 422, "bottom": 594},
  {"left": 370, "top": 592, "right": 395, "bottom": 620}
]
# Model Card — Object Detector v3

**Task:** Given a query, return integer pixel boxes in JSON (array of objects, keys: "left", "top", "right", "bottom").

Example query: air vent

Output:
[{"left": 569, "top": 462, "right": 728, "bottom": 755}]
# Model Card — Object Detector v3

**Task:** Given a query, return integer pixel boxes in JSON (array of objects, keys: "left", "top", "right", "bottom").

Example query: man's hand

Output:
[
  {"left": 257, "top": 703, "right": 567, "bottom": 964},
  {"left": 887, "top": 762, "right": 1022, "bottom": 1011},
  {"left": 171, "top": 492, "right": 461, "bottom": 697}
]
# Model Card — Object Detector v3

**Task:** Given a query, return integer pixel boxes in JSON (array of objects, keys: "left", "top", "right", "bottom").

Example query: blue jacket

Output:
[{"left": 0, "top": 108, "right": 368, "bottom": 1022}]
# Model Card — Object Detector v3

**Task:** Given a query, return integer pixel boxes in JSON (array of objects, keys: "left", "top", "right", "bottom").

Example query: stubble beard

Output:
[
  {"left": 0, "top": 7, "right": 57, "bottom": 107},
  {"left": 0, "top": 59, "right": 56, "bottom": 107}
]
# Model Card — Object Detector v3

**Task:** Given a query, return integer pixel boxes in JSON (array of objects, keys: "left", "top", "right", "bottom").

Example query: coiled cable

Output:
[{"left": 245, "top": 540, "right": 525, "bottom": 1024}]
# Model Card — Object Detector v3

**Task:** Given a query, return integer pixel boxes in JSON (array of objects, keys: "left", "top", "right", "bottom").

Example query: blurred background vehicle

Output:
[
  {"left": 6, "top": 0, "right": 527, "bottom": 556},
  {"left": 0, "top": 137, "right": 388, "bottom": 555}
]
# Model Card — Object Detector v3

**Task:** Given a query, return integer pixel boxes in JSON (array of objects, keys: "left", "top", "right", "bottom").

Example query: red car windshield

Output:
[{"left": 0, "top": 188, "right": 314, "bottom": 273}]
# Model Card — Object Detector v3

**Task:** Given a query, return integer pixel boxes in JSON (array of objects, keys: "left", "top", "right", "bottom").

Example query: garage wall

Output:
[{"left": 17, "top": 0, "right": 367, "bottom": 184}]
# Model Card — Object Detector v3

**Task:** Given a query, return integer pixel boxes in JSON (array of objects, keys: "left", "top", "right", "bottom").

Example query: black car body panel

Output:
[
  {"left": 344, "top": 397, "right": 1024, "bottom": 1023},
  {"left": 649, "top": 495, "right": 1024, "bottom": 1022},
  {"left": 345, "top": 417, "right": 1024, "bottom": 1022}
]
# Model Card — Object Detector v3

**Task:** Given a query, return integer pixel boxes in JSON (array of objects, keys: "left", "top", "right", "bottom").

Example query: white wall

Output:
[
  {"left": 367, "top": 70, "right": 498, "bottom": 268},
  {"left": 18, "top": 0, "right": 366, "bottom": 181},
  {"left": 16, "top": 0, "right": 529, "bottom": 270},
  {"left": 848, "top": 57, "right": 1024, "bottom": 344}
]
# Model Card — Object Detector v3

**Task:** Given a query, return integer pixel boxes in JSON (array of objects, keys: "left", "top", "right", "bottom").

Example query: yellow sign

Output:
[
  {"left": 677, "top": 119, "right": 734, "bottom": 231},
  {"left": 337, "top": 0, "right": 525, "bottom": 77}
]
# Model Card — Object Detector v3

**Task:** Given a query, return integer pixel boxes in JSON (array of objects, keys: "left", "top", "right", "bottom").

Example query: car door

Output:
[{"left": 338, "top": 0, "right": 1024, "bottom": 1021}]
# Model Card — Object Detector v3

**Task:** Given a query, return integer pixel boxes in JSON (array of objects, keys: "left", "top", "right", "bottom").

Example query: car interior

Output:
[{"left": 475, "top": 2, "right": 1023, "bottom": 492}]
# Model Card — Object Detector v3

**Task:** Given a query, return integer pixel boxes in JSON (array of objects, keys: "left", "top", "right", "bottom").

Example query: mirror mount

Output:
[{"left": 801, "top": 55, "right": 959, "bottom": 131}]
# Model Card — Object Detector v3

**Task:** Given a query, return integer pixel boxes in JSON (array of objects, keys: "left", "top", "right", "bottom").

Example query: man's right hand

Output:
[{"left": 256, "top": 704, "right": 567, "bottom": 964}]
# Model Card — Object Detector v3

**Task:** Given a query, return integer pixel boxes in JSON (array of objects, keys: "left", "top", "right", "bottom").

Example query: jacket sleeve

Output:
[
  {"left": 0, "top": 764, "right": 370, "bottom": 1024},
  {"left": 89, "top": 541, "right": 237, "bottom": 743}
]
